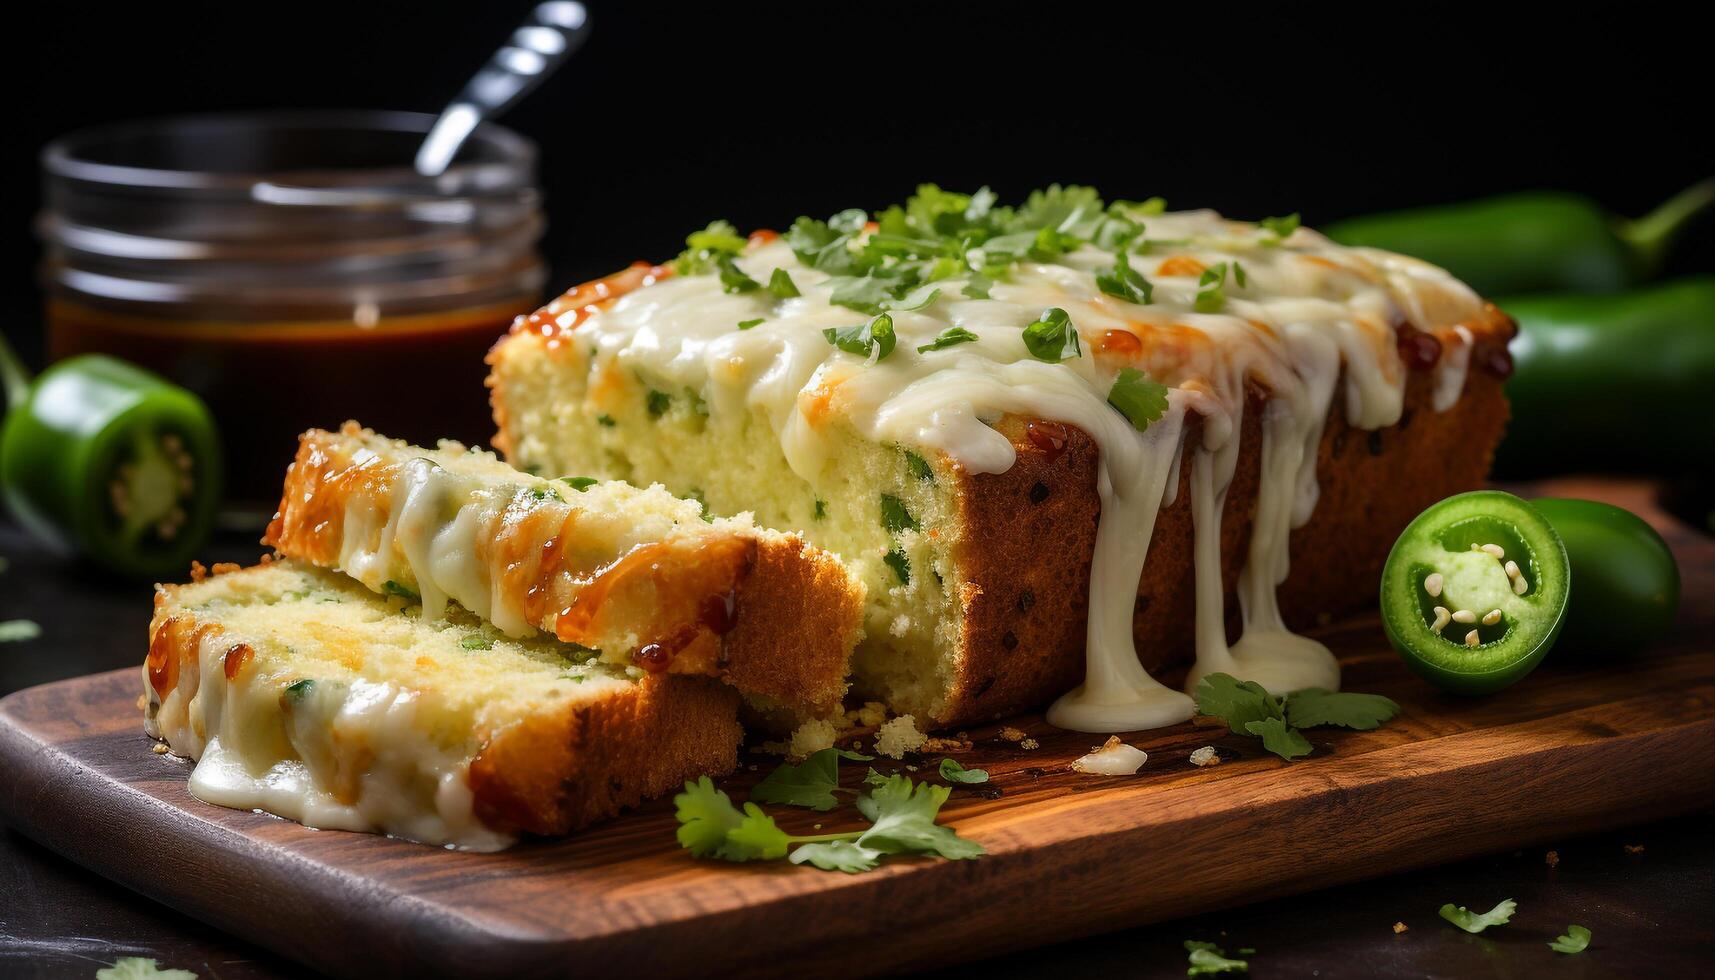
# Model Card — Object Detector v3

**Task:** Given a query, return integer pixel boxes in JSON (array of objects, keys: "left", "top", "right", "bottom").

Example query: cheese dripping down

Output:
[{"left": 539, "top": 210, "right": 1488, "bottom": 731}]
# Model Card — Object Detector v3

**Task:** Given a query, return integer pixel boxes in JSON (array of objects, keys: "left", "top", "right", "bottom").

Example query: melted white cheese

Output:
[{"left": 564, "top": 211, "right": 1488, "bottom": 731}]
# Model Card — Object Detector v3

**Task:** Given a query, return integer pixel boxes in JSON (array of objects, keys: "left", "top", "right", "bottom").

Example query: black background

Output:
[{"left": 6, "top": 1, "right": 1712, "bottom": 362}]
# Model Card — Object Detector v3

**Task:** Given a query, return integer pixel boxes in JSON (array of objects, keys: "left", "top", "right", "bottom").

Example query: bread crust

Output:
[
  {"left": 941, "top": 310, "right": 1514, "bottom": 725},
  {"left": 468, "top": 674, "right": 740, "bottom": 836}
]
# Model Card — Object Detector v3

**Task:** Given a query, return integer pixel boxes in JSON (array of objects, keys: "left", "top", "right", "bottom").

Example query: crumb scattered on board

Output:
[
  {"left": 999, "top": 726, "right": 1028, "bottom": 742},
  {"left": 1624, "top": 844, "right": 1645, "bottom": 855},
  {"left": 1545, "top": 850, "right": 1559, "bottom": 868},
  {"left": 874, "top": 714, "right": 927, "bottom": 759},
  {"left": 1189, "top": 745, "right": 1222, "bottom": 767},
  {"left": 1393, "top": 921, "right": 1409, "bottom": 934}
]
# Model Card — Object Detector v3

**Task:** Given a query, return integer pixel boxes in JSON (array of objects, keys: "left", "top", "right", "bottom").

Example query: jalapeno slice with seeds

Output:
[
  {"left": 1381, "top": 491, "right": 1570, "bottom": 695},
  {"left": 1, "top": 340, "right": 221, "bottom": 580}
]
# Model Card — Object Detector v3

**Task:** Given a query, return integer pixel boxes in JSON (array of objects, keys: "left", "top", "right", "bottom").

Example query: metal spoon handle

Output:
[{"left": 414, "top": 1, "right": 590, "bottom": 177}]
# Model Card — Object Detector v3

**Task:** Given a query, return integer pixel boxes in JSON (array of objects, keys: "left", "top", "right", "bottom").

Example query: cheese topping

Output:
[{"left": 554, "top": 208, "right": 1490, "bottom": 732}]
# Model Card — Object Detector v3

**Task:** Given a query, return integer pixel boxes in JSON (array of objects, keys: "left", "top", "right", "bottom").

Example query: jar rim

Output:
[{"left": 41, "top": 109, "right": 536, "bottom": 197}]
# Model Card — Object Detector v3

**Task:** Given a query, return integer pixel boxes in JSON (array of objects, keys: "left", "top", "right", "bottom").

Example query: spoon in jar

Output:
[{"left": 413, "top": 1, "right": 591, "bottom": 177}]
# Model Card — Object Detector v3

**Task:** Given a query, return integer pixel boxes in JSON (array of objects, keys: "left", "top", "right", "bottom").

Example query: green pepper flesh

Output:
[
  {"left": 1532, "top": 498, "right": 1679, "bottom": 660},
  {"left": 1381, "top": 491, "right": 1570, "bottom": 695}
]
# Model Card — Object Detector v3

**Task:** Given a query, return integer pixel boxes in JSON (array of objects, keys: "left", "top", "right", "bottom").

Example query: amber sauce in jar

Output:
[{"left": 38, "top": 111, "right": 547, "bottom": 514}]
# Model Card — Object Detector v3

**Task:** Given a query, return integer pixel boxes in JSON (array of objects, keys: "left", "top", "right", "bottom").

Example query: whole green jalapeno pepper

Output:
[
  {"left": 0, "top": 333, "right": 222, "bottom": 579},
  {"left": 1324, "top": 178, "right": 1714, "bottom": 296},
  {"left": 1530, "top": 498, "right": 1679, "bottom": 661},
  {"left": 1494, "top": 278, "right": 1715, "bottom": 477}
]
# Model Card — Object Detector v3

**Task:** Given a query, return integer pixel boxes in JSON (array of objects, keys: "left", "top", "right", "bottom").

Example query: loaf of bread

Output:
[
  {"left": 488, "top": 188, "right": 1515, "bottom": 729},
  {"left": 144, "top": 559, "right": 741, "bottom": 848},
  {"left": 262, "top": 423, "right": 863, "bottom": 720}
]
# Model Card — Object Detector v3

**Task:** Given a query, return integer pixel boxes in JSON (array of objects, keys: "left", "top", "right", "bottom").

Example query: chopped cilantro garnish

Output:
[
  {"left": 749, "top": 748, "right": 851, "bottom": 811},
  {"left": 1549, "top": 924, "right": 1591, "bottom": 954},
  {"left": 884, "top": 547, "right": 911, "bottom": 584},
  {"left": 1096, "top": 248, "right": 1155, "bottom": 306},
  {"left": 674, "top": 219, "right": 747, "bottom": 275},
  {"left": 595, "top": 413, "right": 616, "bottom": 427},
  {"left": 916, "top": 326, "right": 980, "bottom": 354},
  {"left": 1185, "top": 940, "right": 1249, "bottom": 975},
  {"left": 97, "top": 957, "right": 198, "bottom": 980},
  {"left": 687, "top": 388, "right": 710, "bottom": 417},
  {"left": 813, "top": 497, "right": 827, "bottom": 520},
  {"left": 717, "top": 256, "right": 760, "bottom": 294},
  {"left": 962, "top": 274, "right": 993, "bottom": 299},
  {"left": 0, "top": 620, "right": 41, "bottom": 643},
  {"left": 1021, "top": 307, "right": 1082, "bottom": 363},
  {"left": 646, "top": 389, "right": 671, "bottom": 417},
  {"left": 560, "top": 476, "right": 599, "bottom": 492},
  {"left": 737, "top": 318, "right": 764, "bottom": 330},
  {"left": 674, "top": 771, "right": 983, "bottom": 873},
  {"left": 904, "top": 450, "right": 934, "bottom": 482},
  {"left": 938, "top": 758, "right": 989, "bottom": 784},
  {"left": 1242, "top": 717, "right": 1313, "bottom": 760},
  {"left": 880, "top": 493, "right": 919, "bottom": 533},
  {"left": 767, "top": 267, "right": 800, "bottom": 298},
  {"left": 1283, "top": 688, "right": 1401, "bottom": 730},
  {"left": 1193, "top": 673, "right": 1402, "bottom": 762},
  {"left": 1259, "top": 213, "right": 1301, "bottom": 239},
  {"left": 527, "top": 486, "right": 555, "bottom": 501},
  {"left": 1195, "top": 263, "right": 1231, "bottom": 312},
  {"left": 687, "top": 488, "right": 712, "bottom": 521},
  {"left": 382, "top": 580, "right": 420, "bottom": 603},
  {"left": 1439, "top": 898, "right": 1517, "bottom": 934},
  {"left": 460, "top": 635, "right": 492, "bottom": 651},
  {"left": 823, "top": 313, "right": 897, "bottom": 362},
  {"left": 283, "top": 679, "right": 315, "bottom": 701},
  {"left": 1108, "top": 368, "right": 1170, "bottom": 432}
]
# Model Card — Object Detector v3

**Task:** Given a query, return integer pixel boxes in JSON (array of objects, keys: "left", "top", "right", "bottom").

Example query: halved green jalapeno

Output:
[
  {"left": 1, "top": 335, "right": 221, "bottom": 579},
  {"left": 1381, "top": 491, "right": 1570, "bottom": 695}
]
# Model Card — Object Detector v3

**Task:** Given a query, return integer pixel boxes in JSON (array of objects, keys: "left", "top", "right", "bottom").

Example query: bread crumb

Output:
[
  {"left": 1392, "top": 921, "right": 1408, "bottom": 934},
  {"left": 1624, "top": 844, "right": 1645, "bottom": 855},
  {"left": 1545, "top": 850, "right": 1559, "bottom": 868},
  {"left": 1019, "top": 737, "right": 1039, "bottom": 750},
  {"left": 874, "top": 714, "right": 927, "bottom": 759},
  {"left": 999, "top": 726, "right": 1028, "bottom": 742},
  {"left": 786, "top": 718, "right": 838, "bottom": 759},
  {"left": 151, "top": 743, "right": 170, "bottom": 755},
  {"left": 923, "top": 736, "right": 974, "bottom": 753},
  {"left": 1189, "top": 746, "right": 1222, "bottom": 767},
  {"left": 1071, "top": 736, "right": 1146, "bottom": 774},
  {"left": 188, "top": 560, "right": 209, "bottom": 583},
  {"left": 850, "top": 701, "right": 888, "bottom": 729},
  {"left": 905, "top": 765, "right": 918, "bottom": 772},
  {"left": 889, "top": 614, "right": 911, "bottom": 637}
]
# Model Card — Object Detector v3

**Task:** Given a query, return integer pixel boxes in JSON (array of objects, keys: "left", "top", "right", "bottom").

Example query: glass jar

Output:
[{"left": 38, "top": 110, "right": 547, "bottom": 516}]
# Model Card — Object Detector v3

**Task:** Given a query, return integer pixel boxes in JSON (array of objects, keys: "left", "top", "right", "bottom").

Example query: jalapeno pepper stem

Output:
[
  {"left": 1617, "top": 176, "right": 1715, "bottom": 277},
  {"left": 0, "top": 332, "right": 32, "bottom": 413}
]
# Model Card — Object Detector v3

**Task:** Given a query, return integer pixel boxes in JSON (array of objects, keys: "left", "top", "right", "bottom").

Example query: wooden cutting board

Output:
[{"left": 3, "top": 480, "right": 1712, "bottom": 979}]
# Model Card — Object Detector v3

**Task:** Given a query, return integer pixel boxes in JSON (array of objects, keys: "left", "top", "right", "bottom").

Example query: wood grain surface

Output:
[{"left": 2, "top": 480, "right": 1711, "bottom": 979}]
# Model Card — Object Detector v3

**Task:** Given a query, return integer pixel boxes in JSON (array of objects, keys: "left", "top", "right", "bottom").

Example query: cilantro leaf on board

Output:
[
  {"left": 1021, "top": 307, "right": 1082, "bottom": 363},
  {"left": 1184, "top": 940, "right": 1249, "bottom": 975},
  {"left": 1107, "top": 368, "right": 1170, "bottom": 432},
  {"left": 1192, "top": 673, "right": 1284, "bottom": 735},
  {"left": 854, "top": 774, "right": 986, "bottom": 860},
  {"left": 835, "top": 747, "right": 875, "bottom": 761},
  {"left": 1243, "top": 717, "right": 1314, "bottom": 761},
  {"left": 938, "top": 758, "right": 990, "bottom": 784},
  {"left": 789, "top": 840, "right": 883, "bottom": 873},
  {"left": 96, "top": 958, "right": 199, "bottom": 980},
  {"left": 1284, "top": 689, "right": 1401, "bottom": 730},
  {"left": 1439, "top": 898, "right": 1517, "bottom": 934},
  {"left": 749, "top": 749, "right": 846, "bottom": 811},
  {"left": 1548, "top": 924, "right": 1591, "bottom": 954},
  {"left": 674, "top": 776, "right": 749, "bottom": 858}
]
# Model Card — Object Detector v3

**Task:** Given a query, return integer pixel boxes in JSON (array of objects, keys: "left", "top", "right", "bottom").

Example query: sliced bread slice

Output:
[
  {"left": 262, "top": 423, "right": 864, "bottom": 721},
  {"left": 144, "top": 558, "right": 741, "bottom": 849}
]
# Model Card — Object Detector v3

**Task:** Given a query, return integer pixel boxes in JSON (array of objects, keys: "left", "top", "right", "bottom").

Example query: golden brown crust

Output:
[
  {"left": 722, "top": 535, "right": 863, "bottom": 717},
  {"left": 942, "top": 317, "right": 1513, "bottom": 726},
  {"left": 469, "top": 675, "right": 741, "bottom": 836}
]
